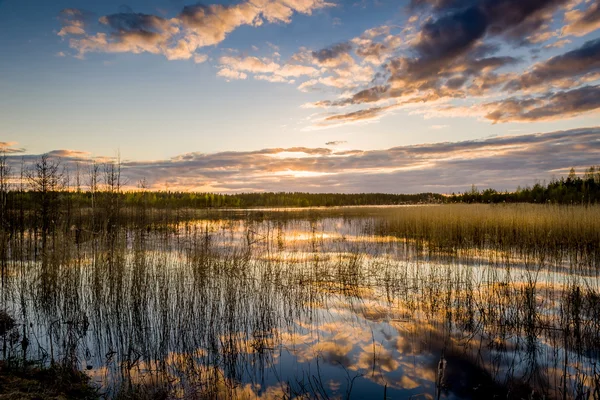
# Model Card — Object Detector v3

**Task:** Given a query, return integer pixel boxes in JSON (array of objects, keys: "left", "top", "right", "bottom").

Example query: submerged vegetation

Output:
[{"left": 0, "top": 154, "right": 599, "bottom": 399}]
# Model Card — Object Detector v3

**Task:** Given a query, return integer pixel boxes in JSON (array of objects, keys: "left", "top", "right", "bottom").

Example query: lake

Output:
[{"left": 1, "top": 205, "right": 599, "bottom": 399}]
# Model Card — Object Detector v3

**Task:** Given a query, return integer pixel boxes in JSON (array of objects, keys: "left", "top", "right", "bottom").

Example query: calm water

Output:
[{"left": 2, "top": 209, "right": 599, "bottom": 399}]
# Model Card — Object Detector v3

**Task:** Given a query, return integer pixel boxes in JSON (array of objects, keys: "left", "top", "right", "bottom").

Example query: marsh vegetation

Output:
[{"left": 0, "top": 155, "right": 599, "bottom": 399}]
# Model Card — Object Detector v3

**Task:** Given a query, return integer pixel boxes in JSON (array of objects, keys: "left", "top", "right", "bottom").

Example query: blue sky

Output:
[{"left": 1, "top": 0, "right": 599, "bottom": 192}]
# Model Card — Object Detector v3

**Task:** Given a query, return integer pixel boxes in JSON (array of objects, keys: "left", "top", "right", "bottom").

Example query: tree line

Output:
[
  {"left": 1, "top": 154, "right": 599, "bottom": 228},
  {"left": 450, "top": 167, "right": 600, "bottom": 204}
]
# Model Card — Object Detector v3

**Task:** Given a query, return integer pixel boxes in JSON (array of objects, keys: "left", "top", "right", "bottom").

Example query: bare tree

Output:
[
  {"left": 26, "top": 154, "right": 64, "bottom": 234},
  {"left": 75, "top": 162, "right": 82, "bottom": 193},
  {"left": 88, "top": 160, "right": 100, "bottom": 223},
  {"left": 103, "top": 161, "right": 120, "bottom": 194},
  {"left": 0, "top": 152, "right": 11, "bottom": 286},
  {"left": 63, "top": 164, "right": 70, "bottom": 191},
  {"left": 27, "top": 154, "right": 62, "bottom": 193},
  {"left": 137, "top": 177, "right": 147, "bottom": 191},
  {"left": 0, "top": 152, "right": 11, "bottom": 229},
  {"left": 102, "top": 153, "right": 125, "bottom": 231}
]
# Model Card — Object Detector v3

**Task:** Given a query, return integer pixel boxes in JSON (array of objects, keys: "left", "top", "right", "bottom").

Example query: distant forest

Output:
[
  {"left": 1, "top": 154, "right": 599, "bottom": 210},
  {"left": 452, "top": 166, "right": 600, "bottom": 204}
]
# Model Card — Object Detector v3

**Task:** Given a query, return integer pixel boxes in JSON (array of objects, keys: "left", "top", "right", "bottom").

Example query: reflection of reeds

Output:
[{"left": 0, "top": 204, "right": 599, "bottom": 398}]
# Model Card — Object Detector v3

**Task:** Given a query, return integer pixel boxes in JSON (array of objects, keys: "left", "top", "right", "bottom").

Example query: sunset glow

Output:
[{"left": 1, "top": 0, "right": 599, "bottom": 192}]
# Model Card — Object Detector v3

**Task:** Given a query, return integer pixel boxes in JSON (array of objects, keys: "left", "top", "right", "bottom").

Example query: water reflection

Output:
[{"left": 2, "top": 212, "right": 599, "bottom": 399}]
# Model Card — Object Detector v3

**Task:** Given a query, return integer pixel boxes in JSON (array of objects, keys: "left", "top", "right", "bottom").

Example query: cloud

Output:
[
  {"left": 312, "top": 85, "right": 391, "bottom": 107},
  {"left": 310, "top": 51, "right": 521, "bottom": 123},
  {"left": 13, "top": 127, "right": 598, "bottom": 193},
  {"left": 217, "top": 55, "right": 319, "bottom": 82},
  {"left": 325, "top": 141, "right": 348, "bottom": 146},
  {"left": 297, "top": 0, "right": 600, "bottom": 128},
  {"left": 505, "top": 38, "right": 600, "bottom": 92},
  {"left": 354, "top": 41, "right": 392, "bottom": 65},
  {"left": 544, "top": 38, "right": 571, "bottom": 48},
  {"left": 277, "top": 64, "right": 319, "bottom": 77},
  {"left": 258, "top": 0, "right": 336, "bottom": 23},
  {"left": 61, "top": 0, "right": 334, "bottom": 60},
  {"left": 58, "top": 22, "right": 86, "bottom": 37},
  {"left": 362, "top": 25, "right": 392, "bottom": 39},
  {"left": 178, "top": 2, "right": 263, "bottom": 49},
  {"left": 217, "top": 68, "right": 248, "bottom": 80},
  {"left": 317, "top": 104, "right": 397, "bottom": 127},
  {"left": 413, "top": 6, "right": 488, "bottom": 68},
  {"left": 290, "top": 51, "right": 377, "bottom": 92},
  {"left": 0, "top": 142, "right": 25, "bottom": 154},
  {"left": 484, "top": 85, "right": 600, "bottom": 122},
  {"left": 385, "top": 48, "right": 519, "bottom": 100},
  {"left": 194, "top": 53, "right": 209, "bottom": 64},
  {"left": 57, "top": 8, "right": 91, "bottom": 37},
  {"left": 46, "top": 149, "right": 92, "bottom": 159},
  {"left": 57, "top": 0, "right": 600, "bottom": 129},
  {"left": 563, "top": 1, "right": 600, "bottom": 36},
  {"left": 255, "top": 74, "right": 294, "bottom": 83},
  {"left": 312, "top": 42, "right": 354, "bottom": 67},
  {"left": 219, "top": 55, "right": 280, "bottom": 73},
  {"left": 99, "top": 13, "right": 178, "bottom": 34},
  {"left": 298, "top": 79, "right": 320, "bottom": 92},
  {"left": 410, "top": 0, "right": 565, "bottom": 65},
  {"left": 306, "top": 41, "right": 521, "bottom": 115},
  {"left": 69, "top": 31, "right": 172, "bottom": 59}
]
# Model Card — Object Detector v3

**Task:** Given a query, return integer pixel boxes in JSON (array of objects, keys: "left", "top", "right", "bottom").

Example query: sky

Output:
[{"left": 0, "top": 0, "right": 599, "bottom": 193}]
